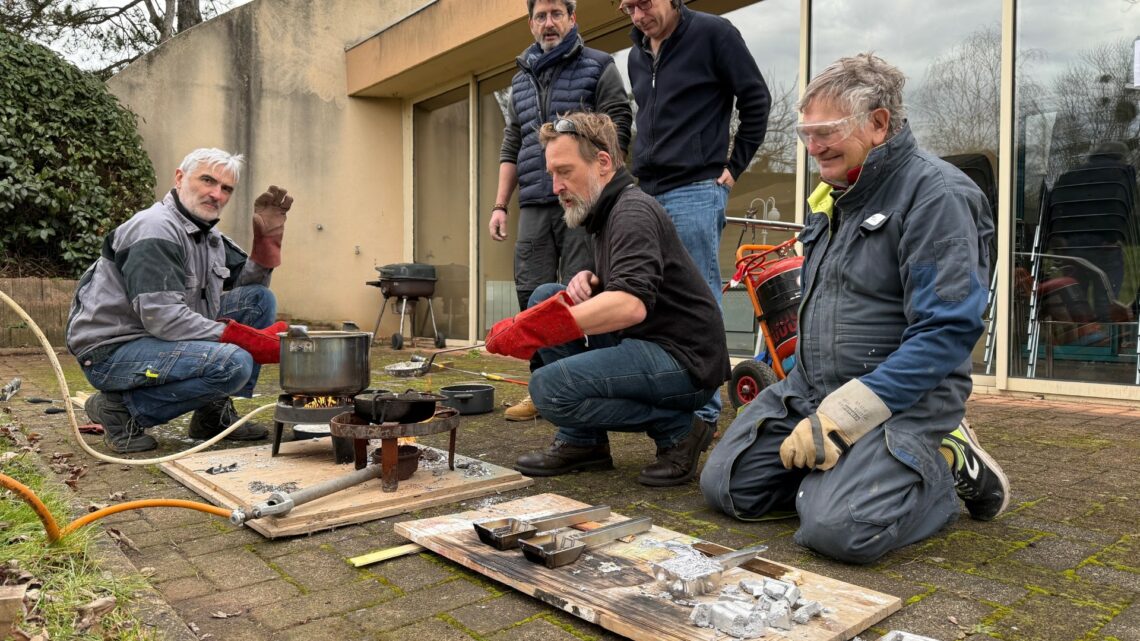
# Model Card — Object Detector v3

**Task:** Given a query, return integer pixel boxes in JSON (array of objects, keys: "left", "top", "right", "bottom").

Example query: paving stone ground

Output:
[{"left": 2, "top": 347, "right": 1139, "bottom": 641}]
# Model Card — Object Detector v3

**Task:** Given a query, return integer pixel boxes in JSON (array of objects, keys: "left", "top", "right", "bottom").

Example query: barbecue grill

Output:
[{"left": 367, "top": 262, "right": 447, "bottom": 350}]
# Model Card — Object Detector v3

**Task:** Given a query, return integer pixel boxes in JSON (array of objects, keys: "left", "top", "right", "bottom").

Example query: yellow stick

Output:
[{"left": 348, "top": 542, "right": 425, "bottom": 567}]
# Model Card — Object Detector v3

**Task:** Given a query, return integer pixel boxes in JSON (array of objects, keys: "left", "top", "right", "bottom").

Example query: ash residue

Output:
[{"left": 248, "top": 480, "right": 300, "bottom": 494}]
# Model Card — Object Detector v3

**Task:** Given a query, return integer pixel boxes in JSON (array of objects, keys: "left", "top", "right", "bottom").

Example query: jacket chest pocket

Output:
[{"left": 839, "top": 210, "right": 901, "bottom": 291}]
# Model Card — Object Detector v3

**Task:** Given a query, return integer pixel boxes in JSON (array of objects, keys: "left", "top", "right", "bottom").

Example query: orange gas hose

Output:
[
  {"left": 2, "top": 471, "right": 234, "bottom": 543},
  {"left": 61, "top": 499, "right": 233, "bottom": 537},
  {"left": 0, "top": 471, "right": 62, "bottom": 542}
]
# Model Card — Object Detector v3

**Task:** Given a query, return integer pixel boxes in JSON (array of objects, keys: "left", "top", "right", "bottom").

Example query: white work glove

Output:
[{"left": 779, "top": 379, "right": 892, "bottom": 470}]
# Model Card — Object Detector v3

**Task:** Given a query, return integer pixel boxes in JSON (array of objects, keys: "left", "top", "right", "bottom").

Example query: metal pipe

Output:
[
  {"left": 725, "top": 216, "right": 804, "bottom": 232},
  {"left": 249, "top": 463, "right": 383, "bottom": 519}
]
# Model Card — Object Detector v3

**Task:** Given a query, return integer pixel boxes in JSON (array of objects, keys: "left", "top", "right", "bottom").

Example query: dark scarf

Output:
[{"left": 525, "top": 26, "right": 581, "bottom": 76}]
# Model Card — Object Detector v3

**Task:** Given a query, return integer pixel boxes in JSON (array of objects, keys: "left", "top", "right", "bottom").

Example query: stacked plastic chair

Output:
[{"left": 1023, "top": 149, "right": 1140, "bottom": 382}]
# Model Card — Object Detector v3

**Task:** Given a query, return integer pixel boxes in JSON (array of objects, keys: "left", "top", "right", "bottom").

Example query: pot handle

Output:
[
  {"left": 287, "top": 325, "right": 311, "bottom": 339},
  {"left": 453, "top": 394, "right": 474, "bottom": 401}
]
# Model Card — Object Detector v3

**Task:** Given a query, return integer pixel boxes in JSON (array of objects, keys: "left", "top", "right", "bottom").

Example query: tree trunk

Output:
[{"left": 176, "top": 0, "right": 203, "bottom": 32}]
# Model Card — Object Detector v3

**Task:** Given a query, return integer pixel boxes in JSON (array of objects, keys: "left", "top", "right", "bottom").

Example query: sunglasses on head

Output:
[{"left": 551, "top": 118, "right": 608, "bottom": 152}]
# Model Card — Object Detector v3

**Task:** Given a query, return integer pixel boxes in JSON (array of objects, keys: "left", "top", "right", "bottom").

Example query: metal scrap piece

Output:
[
  {"left": 205, "top": 462, "right": 239, "bottom": 475},
  {"left": 767, "top": 600, "right": 792, "bottom": 630},
  {"left": 792, "top": 599, "right": 822, "bottom": 624}
]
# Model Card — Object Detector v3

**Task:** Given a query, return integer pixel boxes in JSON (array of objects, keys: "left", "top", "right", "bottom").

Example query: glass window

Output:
[
  {"left": 810, "top": 1, "right": 1002, "bottom": 373},
  {"left": 413, "top": 86, "right": 470, "bottom": 342},
  {"left": 1012, "top": 1, "right": 1140, "bottom": 385},
  {"left": 478, "top": 70, "right": 519, "bottom": 334}
]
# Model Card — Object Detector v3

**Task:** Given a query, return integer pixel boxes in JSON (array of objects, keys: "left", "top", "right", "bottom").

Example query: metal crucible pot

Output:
[
  {"left": 352, "top": 390, "right": 445, "bottom": 424},
  {"left": 279, "top": 323, "right": 372, "bottom": 396},
  {"left": 439, "top": 383, "right": 495, "bottom": 415}
]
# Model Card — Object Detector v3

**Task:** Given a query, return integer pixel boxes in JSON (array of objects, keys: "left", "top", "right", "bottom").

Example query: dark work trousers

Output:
[{"left": 514, "top": 202, "right": 595, "bottom": 373}]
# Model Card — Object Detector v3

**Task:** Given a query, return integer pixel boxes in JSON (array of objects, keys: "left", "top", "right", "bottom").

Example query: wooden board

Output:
[
  {"left": 396, "top": 493, "right": 900, "bottom": 641},
  {"left": 160, "top": 438, "right": 532, "bottom": 538}
]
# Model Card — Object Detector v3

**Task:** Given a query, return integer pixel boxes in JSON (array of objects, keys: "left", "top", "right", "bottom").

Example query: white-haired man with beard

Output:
[{"left": 485, "top": 111, "right": 730, "bottom": 487}]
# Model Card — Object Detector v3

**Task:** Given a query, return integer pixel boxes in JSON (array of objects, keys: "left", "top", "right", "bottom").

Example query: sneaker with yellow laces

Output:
[
  {"left": 941, "top": 420, "right": 1010, "bottom": 521},
  {"left": 504, "top": 395, "right": 540, "bottom": 422}
]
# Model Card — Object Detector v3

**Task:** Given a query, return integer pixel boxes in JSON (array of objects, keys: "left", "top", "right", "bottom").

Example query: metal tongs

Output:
[
  {"left": 473, "top": 505, "right": 611, "bottom": 550},
  {"left": 519, "top": 517, "right": 652, "bottom": 568}
]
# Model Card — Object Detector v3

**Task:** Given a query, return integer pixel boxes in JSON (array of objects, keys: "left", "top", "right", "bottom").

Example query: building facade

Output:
[{"left": 107, "top": 0, "right": 1140, "bottom": 403}]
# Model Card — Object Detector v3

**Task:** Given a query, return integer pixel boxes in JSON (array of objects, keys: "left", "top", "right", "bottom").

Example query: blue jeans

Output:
[
  {"left": 527, "top": 284, "right": 715, "bottom": 448},
  {"left": 79, "top": 285, "right": 276, "bottom": 428},
  {"left": 654, "top": 179, "right": 729, "bottom": 423}
]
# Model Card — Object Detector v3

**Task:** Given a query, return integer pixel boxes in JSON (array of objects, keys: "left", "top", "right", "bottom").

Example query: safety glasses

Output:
[
  {"left": 549, "top": 118, "right": 607, "bottom": 152},
  {"left": 618, "top": 0, "right": 653, "bottom": 16},
  {"left": 794, "top": 113, "right": 867, "bottom": 148}
]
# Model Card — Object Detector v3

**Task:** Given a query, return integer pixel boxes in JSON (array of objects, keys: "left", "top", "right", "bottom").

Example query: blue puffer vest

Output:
[{"left": 511, "top": 29, "right": 611, "bottom": 206}]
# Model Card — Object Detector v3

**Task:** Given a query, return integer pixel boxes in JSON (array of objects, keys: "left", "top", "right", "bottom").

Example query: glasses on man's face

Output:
[
  {"left": 618, "top": 0, "right": 653, "bottom": 16},
  {"left": 531, "top": 9, "right": 567, "bottom": 23},
  {"left": 794, "top": 113, "right": 867, "bottom": 148},
  {"left": 551, "top": 118, "right": 606, "bottom": 152}
]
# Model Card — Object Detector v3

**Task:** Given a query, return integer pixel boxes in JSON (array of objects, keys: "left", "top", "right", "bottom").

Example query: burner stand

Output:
[{"left": 272, "top": 394, "right": 354, "bottom": 458}]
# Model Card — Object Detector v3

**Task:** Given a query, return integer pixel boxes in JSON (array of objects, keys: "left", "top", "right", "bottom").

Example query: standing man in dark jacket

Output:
[
  {"left": 700, "top": 54, "right": 1009, "bottom": 564},
  {"left": 489, "top": 0, "right": 632, "bottom": 422},
  {"left": 67, "top": 148, "right": 291, "bottom": 453},
  {"left": 485, "top": 111, "right": 729, "bottom": 487},
  {"left": 622, "top": 0, "right": 770, "bottom": 434}
]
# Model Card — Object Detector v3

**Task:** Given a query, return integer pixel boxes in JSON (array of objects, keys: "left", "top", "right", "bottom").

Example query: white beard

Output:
[{"left": 562, "top": 173, "right": 603, "bottom": 229}]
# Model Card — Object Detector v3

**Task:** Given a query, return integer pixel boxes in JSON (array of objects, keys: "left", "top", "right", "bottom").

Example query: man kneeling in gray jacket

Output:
[
  {"left": 701, "top": 54, "right": 1009, "bottom": 564},
  {"left": 67, "top": 148, "right": 292, "bottom": 453}
]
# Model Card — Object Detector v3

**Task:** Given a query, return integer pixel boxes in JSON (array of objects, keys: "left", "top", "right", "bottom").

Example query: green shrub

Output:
[{"left": 0, "top": 29, "right": 155, "bottom": 277}]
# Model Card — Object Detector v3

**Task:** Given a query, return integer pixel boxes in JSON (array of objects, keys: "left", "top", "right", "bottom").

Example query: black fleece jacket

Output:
[{"left": 628, "top": 5, "right": 771, "bottom": 195}]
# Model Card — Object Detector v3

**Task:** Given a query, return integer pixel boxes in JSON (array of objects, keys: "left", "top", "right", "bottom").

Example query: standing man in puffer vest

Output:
[{"left": 489, "top": 0, "right": 632, "bottom": 423}]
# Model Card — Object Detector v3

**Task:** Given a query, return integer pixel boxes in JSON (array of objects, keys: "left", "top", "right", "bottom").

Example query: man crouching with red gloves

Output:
[
  {"left": 67, "top": 148, "right": 292, "bottom": 453},
  {"left": 486, "top": 112, "right": 730, "bottom": 486}
]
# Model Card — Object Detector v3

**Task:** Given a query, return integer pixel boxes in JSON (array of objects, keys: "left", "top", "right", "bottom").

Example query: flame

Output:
[
  {"left": 398, "top": 437, "right": 417, "bottom": 445},
  {"left": 303, "top": 396, "right": 338, "bottom": 408}
]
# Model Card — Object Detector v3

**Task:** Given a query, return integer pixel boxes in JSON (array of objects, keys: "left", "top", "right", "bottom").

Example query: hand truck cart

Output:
[{"left": 722, "top": 216, "right": 804, "bottom": 408}]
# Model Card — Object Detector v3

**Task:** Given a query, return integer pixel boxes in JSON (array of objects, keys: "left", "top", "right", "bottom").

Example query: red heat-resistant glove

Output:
[
  {"left": 250, "top": 186, "right": 292, "bottom": 268},
  {"left": 219, "top": 320, "right": 289, "bottom": 364},
  {"left": 485, "top": 291, "right": 584, "bottom": 360}
]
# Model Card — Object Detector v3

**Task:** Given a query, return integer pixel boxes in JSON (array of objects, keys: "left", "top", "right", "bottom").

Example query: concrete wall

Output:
[{"left": 107, "top": 0, "right": 431, "bottom": 330}]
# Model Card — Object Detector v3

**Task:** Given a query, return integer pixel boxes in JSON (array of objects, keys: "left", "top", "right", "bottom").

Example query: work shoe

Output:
[
  {"left": 505, "top": 395, "right": 540, "bottom": 421},
  {"left": 514, "top": 440, "right": 613, "bottom": 477},
  {"left": 188, "top": 398, "right": 268, "bottom": 441},
  {"left": 942, "top": 420, "right": 1010, "bottom": 521},
  {"left": 638, "top": 417, "right": 715, "bottom": 487},
  {"left": 85, "top": 392, "right": 157, "bottom": 454}
]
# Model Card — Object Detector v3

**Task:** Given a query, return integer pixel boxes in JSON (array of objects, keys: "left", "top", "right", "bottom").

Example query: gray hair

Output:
[
  {"left": 178, "top": 148, "right": 245, "bottom": 182},
  {"left": 527, "top": 0, "right": 575, "bottom": 17},
  {"left": 798, "top": 53, "right": 907, "bottom": 136}
]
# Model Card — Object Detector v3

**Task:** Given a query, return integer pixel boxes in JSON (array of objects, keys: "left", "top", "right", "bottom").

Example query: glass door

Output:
[{"left": 413, "top": 86, "right": 471, "bottom": 342}]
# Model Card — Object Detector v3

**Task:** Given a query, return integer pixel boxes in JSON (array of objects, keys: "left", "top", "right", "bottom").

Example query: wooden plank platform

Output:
[
  {"left": 397, "top": 493, "right": 900, "bottom": 641},
  {"left": 160, "top": 438, "right": 532, "bottom": 538}
]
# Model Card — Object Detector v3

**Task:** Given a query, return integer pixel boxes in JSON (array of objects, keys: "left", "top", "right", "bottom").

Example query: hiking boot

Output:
[
  {"left": 514, "top": 440, "right": 613, "bottom": 477},
  {"left": 638, "top": 417, "right": 714, "bottom": 487},
  {"left": 505, "top": 395, "right": 540, "bottom": 422},
  {"left": 84, "top": 392, "right": 157, "bottom": 454},
  {"left": 942, "top": 420, "right": 1010, "bottom": 521},
  {"left": 188, "top": 398, "right": 268, "bottom": 441}
]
